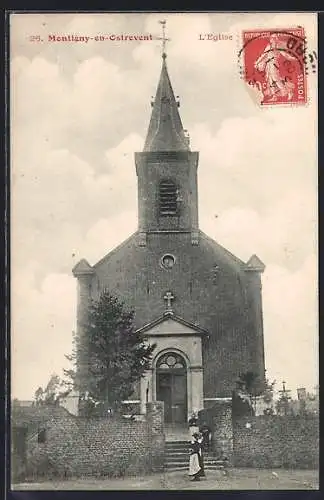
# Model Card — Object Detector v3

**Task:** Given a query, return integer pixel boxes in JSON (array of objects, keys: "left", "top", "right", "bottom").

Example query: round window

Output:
[
  {"left": 161, "top": 254, "right": 176, "bottom": 270},
  {"left": 157, "top": 353, "right": 186, "bottom": 370}
]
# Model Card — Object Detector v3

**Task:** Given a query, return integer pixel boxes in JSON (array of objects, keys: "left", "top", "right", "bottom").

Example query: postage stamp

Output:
[{"left": 240, "top": 28, "right": 307, "bottom": 106}]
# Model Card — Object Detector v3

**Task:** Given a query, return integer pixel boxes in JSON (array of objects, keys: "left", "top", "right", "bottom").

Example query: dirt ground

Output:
[{"left": 13, "top": 468, "right": 319, "bottom": 490}]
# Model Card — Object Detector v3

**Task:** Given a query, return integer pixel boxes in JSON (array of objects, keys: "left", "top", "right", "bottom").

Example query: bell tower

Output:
[{"left": 135, "top": 35, "right": 199, "bottom": 245}]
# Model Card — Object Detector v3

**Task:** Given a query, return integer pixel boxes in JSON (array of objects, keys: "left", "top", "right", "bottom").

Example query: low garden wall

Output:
[
  {"left": 12, "top": 402, "right": 165, "bottom": 481},
  {"left": 233, "top": 415, "right": 319, "bottom": 469}
]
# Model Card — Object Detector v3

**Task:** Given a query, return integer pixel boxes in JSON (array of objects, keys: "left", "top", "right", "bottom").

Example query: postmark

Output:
[{"left": 238, "top": 28, "right": 310, "bottom": 106}]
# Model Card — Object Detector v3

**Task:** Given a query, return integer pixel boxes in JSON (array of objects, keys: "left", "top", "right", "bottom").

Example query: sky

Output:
[{"left": 10, "top": 12, "right": 318, "bottom": 401}]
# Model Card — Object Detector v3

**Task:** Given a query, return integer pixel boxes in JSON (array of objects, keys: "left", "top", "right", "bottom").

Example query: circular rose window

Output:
[
  {"left": 157, "top": 353, "right": 185, "bottom": 370},
  {"left": 161, "top": 254, "right": 176, "bottom": 270}
]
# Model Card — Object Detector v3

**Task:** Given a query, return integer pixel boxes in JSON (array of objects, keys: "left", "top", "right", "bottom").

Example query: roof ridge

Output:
[
  {"left": 93, "top": 232, "right": 138, "bottom": 269},
  {"left": 199, "top": 230, "right": 245, "bottom": 267}
]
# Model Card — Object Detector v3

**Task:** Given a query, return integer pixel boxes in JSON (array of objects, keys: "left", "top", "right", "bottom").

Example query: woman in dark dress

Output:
[
  {"left": 197, "top": 433, "right": 206, "bottom": 478},
  {"left": 188, "top": 433, "right": 205, "bottom": 481},
  {"left": 199, "top": 421, "right": 212, "bottom": 451}
]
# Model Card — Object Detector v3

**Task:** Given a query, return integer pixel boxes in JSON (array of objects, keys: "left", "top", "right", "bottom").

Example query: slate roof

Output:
[{"left": 144, "top": 55, "right": 189, "bottom": 152}]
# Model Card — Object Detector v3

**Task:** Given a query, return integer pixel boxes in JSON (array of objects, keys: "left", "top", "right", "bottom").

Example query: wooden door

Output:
[
  {"left": 156, "top": 373, "right": 172, "bottom": 422},
  {"left": 171, "top": 372, "right": 187, "bottom": 423}
]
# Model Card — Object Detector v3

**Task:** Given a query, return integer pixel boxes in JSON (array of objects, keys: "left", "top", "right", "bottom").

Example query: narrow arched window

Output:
[{"left": 159, "top": 179, "right": 178, "bottom": 216}]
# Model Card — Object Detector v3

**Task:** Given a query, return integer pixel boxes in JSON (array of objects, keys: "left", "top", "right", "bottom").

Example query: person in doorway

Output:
[{"left": 188, "top": 432, "right": 203, "bottom": 481}]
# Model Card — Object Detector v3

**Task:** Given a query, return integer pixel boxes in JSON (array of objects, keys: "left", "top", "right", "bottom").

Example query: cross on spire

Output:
[
  {"left": 163, "top": 291, "right": 174, "bottom": 313},
  {"left": 157, "top": 20, "right": 170, "bottom": 59}
]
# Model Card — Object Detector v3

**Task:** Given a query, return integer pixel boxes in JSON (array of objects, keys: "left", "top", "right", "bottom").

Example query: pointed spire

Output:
[
  {"left": 72, "top": 258, "right": 93, "bottom": 277},
  {"left": 144, "top": 55, "right": 190, "bottom": 152}
]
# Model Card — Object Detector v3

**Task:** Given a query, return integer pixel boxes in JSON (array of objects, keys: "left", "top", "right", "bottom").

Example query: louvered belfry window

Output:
[{"left": 159, "top": 179, "right": 178, "bottom": 215}]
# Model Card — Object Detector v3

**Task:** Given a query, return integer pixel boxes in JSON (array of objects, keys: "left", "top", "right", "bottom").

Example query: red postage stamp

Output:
[{"left": 241, "top": 28, "right": 307, "bottom": 106}]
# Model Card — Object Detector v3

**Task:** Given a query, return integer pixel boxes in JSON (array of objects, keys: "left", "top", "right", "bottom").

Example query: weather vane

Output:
[{"left": 157, "top": 20, "right": 171, "bottom": 58}]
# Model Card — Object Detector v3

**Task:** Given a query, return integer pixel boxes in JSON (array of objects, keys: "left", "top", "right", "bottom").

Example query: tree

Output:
[
  {"left": 34, "top": 387, "right": 45, "bottom": 406},
  {"left": 262, "top": 378, "right": 276, "bottom": 404},
  {"left": 235, "top": 370, "right": 270, "bottom": 415},
  {"left": 64, "top": 289, "right": 156, "bottom": 414},
  {"left": 234, "top": 371, "right": 276, "bottom": 416},
  {"left": 33, "top": 374, "right": 69, "bottom": 406}
]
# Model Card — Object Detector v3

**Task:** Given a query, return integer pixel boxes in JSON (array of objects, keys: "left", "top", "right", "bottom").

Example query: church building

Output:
[{"left": 72, "top": 50, "right": 266, "bottom": 424}]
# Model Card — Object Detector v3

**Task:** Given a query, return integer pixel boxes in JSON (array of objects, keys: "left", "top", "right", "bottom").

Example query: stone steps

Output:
[
  {"left": 164, "top": 462, "right": 225, "bottom": 471},
  {"left": 164, "top": 440, "right": 226, "bottom": 472},
  {"left": 166, "top": 454, "right": 224, "bottom": 462}
]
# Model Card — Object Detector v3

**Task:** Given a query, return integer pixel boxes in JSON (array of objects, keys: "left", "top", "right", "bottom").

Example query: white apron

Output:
[{"left": 189, "top": 453, "right": 201, "bottom": 476}]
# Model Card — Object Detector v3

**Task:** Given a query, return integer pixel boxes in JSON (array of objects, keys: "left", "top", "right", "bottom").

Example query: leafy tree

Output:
[
  {"left": 33, "top": 374, "right": 69, "bottom": 406},
  {"left": 262, "top": 378, "right": 276, "bottom": 404},
  {"left": 237, "top": 371, "right": 259, "bottom": 393},
  {"left": 64, "top": 289, "right": 156, "bottom": 414},
  {"left": 235, "top": 370, "right": 271, "bottom": 415},
  {"left": 34, "top": 387, "right": 45, "bottom": 406}
]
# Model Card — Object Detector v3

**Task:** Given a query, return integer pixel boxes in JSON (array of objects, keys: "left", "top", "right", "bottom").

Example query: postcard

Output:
[{"left": 10, "top": 12, "right": 318, "bottom": 490}]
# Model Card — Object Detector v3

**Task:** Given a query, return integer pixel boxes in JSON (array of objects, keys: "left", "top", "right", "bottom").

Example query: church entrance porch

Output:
[
  {"left": 138, "top": 311, "right": 208, "bottom": 420},
  {"left": 156, "top": 352, "right": 187, "bottom": 424}
]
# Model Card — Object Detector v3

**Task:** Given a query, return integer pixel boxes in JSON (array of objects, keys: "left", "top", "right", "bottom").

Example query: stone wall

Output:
[
  {"left": 12, "top": 403, "right": 165, "bottom": 482},
  {"left": 233, "top": 415, "right": 319, "bottom": 469}
]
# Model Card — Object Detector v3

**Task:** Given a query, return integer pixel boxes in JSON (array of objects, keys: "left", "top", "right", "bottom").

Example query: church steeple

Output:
[
  {"left": 135, "top": 21, "right": 199, "bottom": 243},
  {"left": 144, "top": 54, "right": 190, "bottom": 152}
]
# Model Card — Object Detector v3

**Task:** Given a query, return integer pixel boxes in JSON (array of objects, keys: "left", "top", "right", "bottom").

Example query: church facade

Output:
[{"left": 73, "top": 53, "right": 266, "bottom": 424}]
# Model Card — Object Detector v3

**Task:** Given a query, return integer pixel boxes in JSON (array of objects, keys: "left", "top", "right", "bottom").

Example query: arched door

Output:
[{"left": 156, "top": 352, "right": 187, "bottom": 424}]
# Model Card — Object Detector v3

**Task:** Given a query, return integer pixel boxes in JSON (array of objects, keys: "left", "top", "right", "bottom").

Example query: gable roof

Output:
[
  {"left": 199, "top": 231, "right": 246, "bottom": 269},
  {"left": 93, "top": 232, "right": 138, "bottom": 269},
  {"left": 137, "top": 311, "right": 209, "bottom": 336}
]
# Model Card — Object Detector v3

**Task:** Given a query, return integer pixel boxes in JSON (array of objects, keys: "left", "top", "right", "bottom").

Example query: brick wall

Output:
[
  {"left": 199, "top": 400, "right": 233, "bottom": 464},
  {"left": 77, "top": 416, "right": 152, "bottom": 476},
  {"left": 233, "top": 415, "right": 319, "bottom": 469},
  {"left": 12, "top": 403, "right": 165, "bottom": 481},
  {"left": 146, "top": 401, "right": 165, "bottom": 472}
]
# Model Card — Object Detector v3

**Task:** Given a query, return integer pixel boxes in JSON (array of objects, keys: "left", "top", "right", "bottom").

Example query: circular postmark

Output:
[{"left": 237, "top": 28, "right": 317, "bottom": 106}]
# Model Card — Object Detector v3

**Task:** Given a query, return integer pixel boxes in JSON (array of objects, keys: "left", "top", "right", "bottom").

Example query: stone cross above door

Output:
[{"left": 163, "top": 291, "right": 175, "bottom": 314}]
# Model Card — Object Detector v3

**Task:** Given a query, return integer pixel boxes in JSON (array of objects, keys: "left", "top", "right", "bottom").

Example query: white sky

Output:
[{"left": 10, "top": 12, "right": 318, "bottom": 400}]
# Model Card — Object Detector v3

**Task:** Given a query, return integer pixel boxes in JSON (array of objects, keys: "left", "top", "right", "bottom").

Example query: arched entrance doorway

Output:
[{"left": 156, "top": 352, "right": 187, "bottom": 424}]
